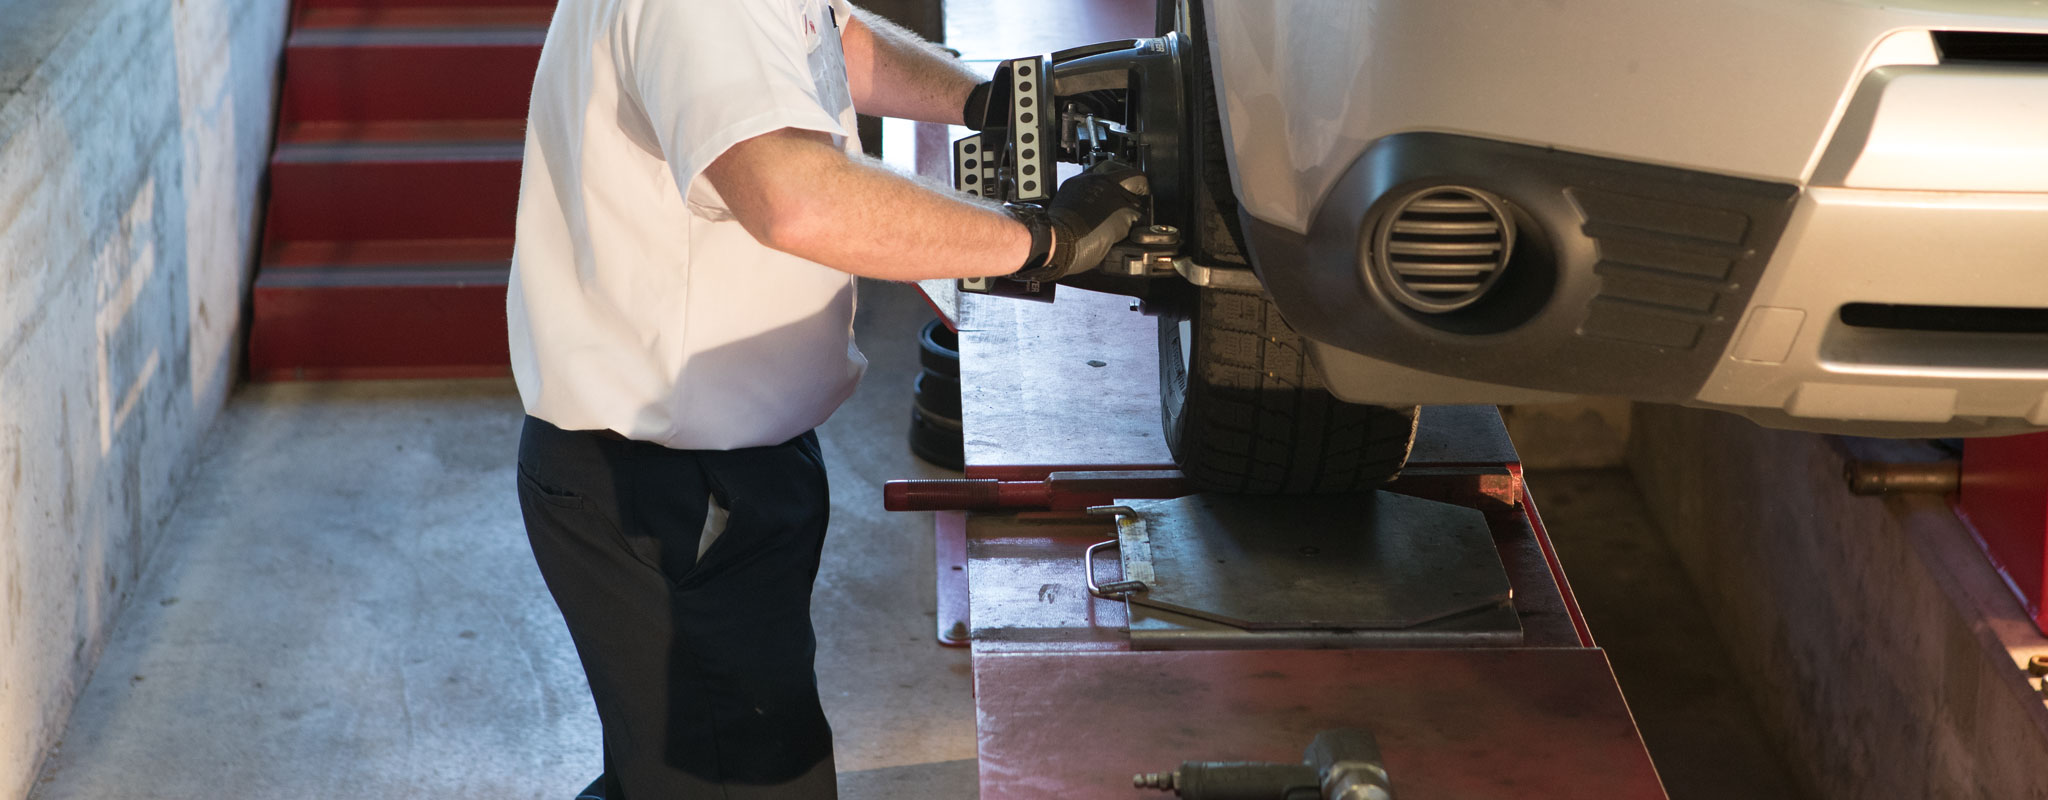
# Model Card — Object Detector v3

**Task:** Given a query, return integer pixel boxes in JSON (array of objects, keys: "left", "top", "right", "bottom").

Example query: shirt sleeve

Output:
[{"left": 617, "top": 0, "right": 849, "bottom": 212}]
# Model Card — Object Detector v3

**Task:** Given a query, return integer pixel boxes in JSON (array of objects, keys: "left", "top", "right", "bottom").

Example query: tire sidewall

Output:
[
  {"left": 1157, "top": 305, "right": 1195, "bottom": 463},
  {"left": 918, "top": 318, "right": 960, "bottom": 378}
]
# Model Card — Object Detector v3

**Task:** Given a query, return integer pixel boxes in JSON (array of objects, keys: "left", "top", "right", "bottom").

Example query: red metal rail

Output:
[{"left": 1957, "top": 432, "right": 2048, "bottom": 635}]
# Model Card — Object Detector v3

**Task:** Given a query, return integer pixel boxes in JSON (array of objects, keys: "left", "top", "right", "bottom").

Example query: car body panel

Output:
[
  {"left": 1694, "top": 185, "right": 2048, "bottom": 436},
  {"left": 1196, "top": 0, "right": 2048, "bottom": 436},
  {"left": 1815, "top": 64, "right": 2048, "bottom": 192},
  {"left": 1204, "top": 0, "right": 2048, "bottom": 233}
]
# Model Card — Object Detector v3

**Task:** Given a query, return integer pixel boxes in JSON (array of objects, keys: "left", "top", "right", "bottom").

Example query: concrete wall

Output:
[
  {"left": 1630, "top": 405, "right": 2048, "bottom": 798},
  {"left": 0, "top": 0, "right": 288, "bottom": 796},
  {"left": 1501, "top": 398, "right": 1634, "bottom": 469}
]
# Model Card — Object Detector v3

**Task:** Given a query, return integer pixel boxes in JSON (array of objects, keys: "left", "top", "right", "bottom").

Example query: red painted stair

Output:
[{"left": 250, "top": 0, "right": 552, "bottom": 380}]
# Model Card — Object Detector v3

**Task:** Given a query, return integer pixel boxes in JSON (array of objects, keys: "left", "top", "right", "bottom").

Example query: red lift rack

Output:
[{"left": 887, "top": 287, "right": 1667, "bottom": 799}]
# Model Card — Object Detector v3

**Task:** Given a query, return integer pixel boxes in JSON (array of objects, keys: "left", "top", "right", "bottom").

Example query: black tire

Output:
[
  {"left": 1178, "top": 0, "right": 1247, "bottom": 270},
  {"left": 1152, "top": 1, "right": 1411, "bottom": 493},
  {"left": 908, "top": 406, "right": 964, "bottom": 471},
  {"left": 1159, "top": 288, "right": 1418, "bottom": 494},
  {"left": 913, "top": 369, "right": 962, "bottom": 420},
  {"left": 918, "top": 318, "right": 959, "bottom": 379},
  {"left": 910, "top": 317, "right": 964, "bottom": 471}
]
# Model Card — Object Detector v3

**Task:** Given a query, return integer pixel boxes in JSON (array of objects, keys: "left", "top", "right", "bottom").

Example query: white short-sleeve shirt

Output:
[{"left": 508, "top": 0, "right": 866, "bottom": 450}]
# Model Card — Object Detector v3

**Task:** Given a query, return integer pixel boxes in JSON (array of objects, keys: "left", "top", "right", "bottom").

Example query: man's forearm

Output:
[
  {"left": 780, "top": 154, "right": 1034, "bottom": 281},
  {"left": 706, "top": 128, "right": 1030, "bottom": 282},
  {"left": 842, "top": 6, "right": 982, "bottom": 124}
]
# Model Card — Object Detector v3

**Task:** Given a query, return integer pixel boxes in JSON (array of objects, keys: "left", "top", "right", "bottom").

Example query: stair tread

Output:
[
  {"left": 274, "top": 137, "right": 523, "bottom": 163},
  {"left": 263, "top": 156, "right": 520, "bottom": 241},
  {"left": 290, "top": 25, "right": 545, "bottom": 47},
  {"left": 249, "top": 277, "right": 513, "bottom": 380},
  {"left": 266, "top": 238, "right": 514, "bottom": 267},
  {"left": 256, "top": 262, "right": 509, "bottom": 288},
  {"left": 296, "top": 6, "right": 555, "bottom": 29},
  {"left": 282, "top": 119, "right": 526, "bottom": 143},
  {"left": 296, "top": 0, "right": 553, "bottom": 9}
]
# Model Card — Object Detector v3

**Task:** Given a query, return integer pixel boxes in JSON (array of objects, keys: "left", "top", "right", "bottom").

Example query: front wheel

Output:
[{"left": 1159, "top": 288, "right": 1419, "bottom": 494}]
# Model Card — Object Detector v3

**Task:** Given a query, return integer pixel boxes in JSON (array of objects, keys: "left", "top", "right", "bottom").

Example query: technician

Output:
[{"left": 507, "top": 0, "right": 1144, "bottom": 797}]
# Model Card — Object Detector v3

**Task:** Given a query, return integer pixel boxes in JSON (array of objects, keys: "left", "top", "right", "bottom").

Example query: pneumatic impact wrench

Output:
[{"left": 1132, "top": 728, "right": 1395, "bottom": 800}]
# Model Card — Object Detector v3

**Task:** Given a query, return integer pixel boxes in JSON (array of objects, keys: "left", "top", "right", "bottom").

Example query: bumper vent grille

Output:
[{"left": 1372, "top": 187, "right": 1515, "bottom": 313}]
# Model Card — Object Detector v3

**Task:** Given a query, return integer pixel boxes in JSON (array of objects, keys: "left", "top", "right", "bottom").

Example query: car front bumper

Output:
[
  {"left": 1258, "top": 127, "right": 2048, "bottom": 436},
  {"left": 1693, "top": 186, "right": 2048, "bottom": 437}
]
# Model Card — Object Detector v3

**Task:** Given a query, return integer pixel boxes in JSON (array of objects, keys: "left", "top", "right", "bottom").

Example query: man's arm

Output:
[
  {"left": 840, "top": 5, "right": 980, "bottom": 124},
  {"left": 703, "top": 127, "right": 1031, "bottom": 281}
]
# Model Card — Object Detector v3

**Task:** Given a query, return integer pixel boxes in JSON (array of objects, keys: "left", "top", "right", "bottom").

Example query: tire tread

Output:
[{"left": 1163, "top": 289, "right": 1417, "bottom": 494}]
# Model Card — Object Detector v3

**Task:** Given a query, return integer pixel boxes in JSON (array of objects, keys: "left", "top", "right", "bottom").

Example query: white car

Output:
[{"left": 963, "top": 0, "right": 2048, "bottom": 492}]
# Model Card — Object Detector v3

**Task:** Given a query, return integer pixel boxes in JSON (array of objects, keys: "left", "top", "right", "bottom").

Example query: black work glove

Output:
[
  {"left": 962, "top": 80, "right": 1008, "bottom": 131},
  {"left": 1008, "top": 162, "right": 1149, "bottom": 283}
]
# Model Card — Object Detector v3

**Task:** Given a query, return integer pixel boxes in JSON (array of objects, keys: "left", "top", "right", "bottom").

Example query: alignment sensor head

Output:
[{"left": 1369, "top": 186, "right": 1516, "bottom": 314}]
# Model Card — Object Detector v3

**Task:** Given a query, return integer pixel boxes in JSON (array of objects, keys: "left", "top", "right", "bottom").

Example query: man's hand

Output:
[{"left": 1009, "top": 163, "right": 1150, "bottom": 283}]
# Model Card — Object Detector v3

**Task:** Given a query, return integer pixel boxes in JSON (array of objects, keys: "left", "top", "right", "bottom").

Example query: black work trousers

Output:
[{"left": 516, "top": 416, "right": 838, "bottom": 799}]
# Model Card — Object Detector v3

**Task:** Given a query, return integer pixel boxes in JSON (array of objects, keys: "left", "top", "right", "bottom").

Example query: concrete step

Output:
[
  {"left": 293, "top": 0, "right": 554, "bottom": 12},
  {"left": 294, "top": 5, "right": 555, "bottom": 29},
  {"left": 280, "top": 118, "right": 527, "bottom": 144},
  {"left": 248, "top": 240, "right": 512, "bottom": 380},
  {"left": 264, "top": 237, "right": 515, "bottom": 268},
  {"left": 280, "top": 12, "right": 545, "bottom": 125},
  {"left": 264, "top": 136, "right": 522, "bottom": 243}
]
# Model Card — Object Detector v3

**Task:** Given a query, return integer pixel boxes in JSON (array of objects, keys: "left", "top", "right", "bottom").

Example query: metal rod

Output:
[{"left": 1843, "top": 461, "right": 1961, "bottom": 496}]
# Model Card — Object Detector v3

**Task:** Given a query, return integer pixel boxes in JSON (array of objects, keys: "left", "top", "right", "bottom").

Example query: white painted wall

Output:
[{"left": 0, "top": 0, "right": 288, "bottom": 796}]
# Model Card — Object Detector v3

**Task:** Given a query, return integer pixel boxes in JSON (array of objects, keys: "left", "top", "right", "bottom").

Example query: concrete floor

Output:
[
  {"left": 28, "top": 281, "right": 972, "bottom": 800},
  {"left": 28, "top": 281, "right": 1807, "bottom": 800}
]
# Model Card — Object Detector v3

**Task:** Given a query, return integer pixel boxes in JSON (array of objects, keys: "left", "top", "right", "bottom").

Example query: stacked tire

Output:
[{"left": 910, "top": 318, "right": 964, "bottom": 470}]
